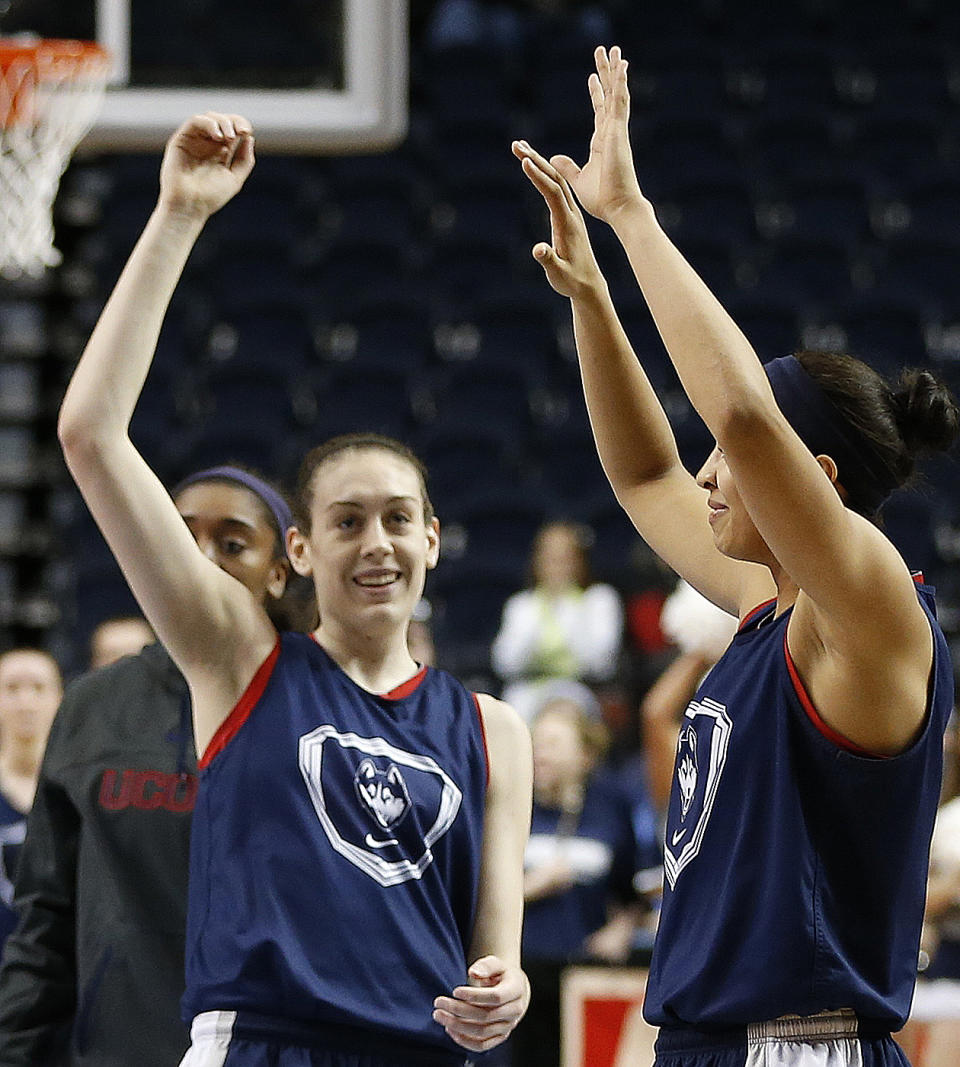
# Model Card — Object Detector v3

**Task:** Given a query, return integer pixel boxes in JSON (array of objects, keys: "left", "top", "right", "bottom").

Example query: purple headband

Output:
[
  {"left": 172, "top": 465, "right": 293, "bottom": 557},
  {"left": 764, "top": 355, "right": 897, "bottom": 514}
]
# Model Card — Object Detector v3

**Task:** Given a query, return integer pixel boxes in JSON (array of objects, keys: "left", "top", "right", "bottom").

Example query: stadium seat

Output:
[
  {"left": 820, "top": 294, "right": 929, "bottom": 373},
  {"left": 414, "top": 425, "right": 525, "bottom": 516},
  {"left": 423, "top": 361, "right": 537, "bottom": 444},
  {"left": 750, "top": 236, "right": 856, "bottom": 307},
  {"left": 305, "top": 363, "right": 416, "bottom": 443},
  {"left": 764, "top": 175, "right": 873, "bottom": 249}
]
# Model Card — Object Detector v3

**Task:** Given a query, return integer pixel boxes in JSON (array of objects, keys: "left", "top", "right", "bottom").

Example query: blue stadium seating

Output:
[{"left": 41, "top": 1, "right": 960, "bottom": 671}]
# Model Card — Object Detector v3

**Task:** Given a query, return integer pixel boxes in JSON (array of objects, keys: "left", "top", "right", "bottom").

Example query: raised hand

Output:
[
  {"left": 511, "top": 139, "right": 605, "bottom": 298},
  {"left": 158, "top": 111, "right": 255, "bottom": 220},
  {"left": 433, "top": 956, "right": 530, "bottom": 1053},
  {"left": 549, "top": 45, "right": 645, "bottom": 226}
]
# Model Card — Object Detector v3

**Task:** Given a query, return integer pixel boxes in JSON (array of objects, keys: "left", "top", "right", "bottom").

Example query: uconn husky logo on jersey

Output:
[
  {"left": 355, "top": 759, "right": 411, "bottom": 845},
  {"left": 664, "top": 696, "right": 732, "bottom": 889},
  {"left": 299, "top": 725, "right": 462, "bottom": 887}
]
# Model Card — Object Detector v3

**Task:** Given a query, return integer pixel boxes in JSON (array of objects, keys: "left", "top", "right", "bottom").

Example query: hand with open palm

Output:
[{"left": 549, "top": 45, "right": 646, "bottom": 227}]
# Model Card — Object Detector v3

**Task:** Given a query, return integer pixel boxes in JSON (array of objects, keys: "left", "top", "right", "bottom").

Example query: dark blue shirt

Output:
[
  {"left": 522, "top": 772, "right": 637, "bottom": 962},
  {"left": 183, "top": 632, "right": 488, "bottom": 1052},
  {"left": 0, "top": 793, "right": 25, "bottom": 952},
  {"left": 645, "top": 584, "right": 953, "bottom": 1031}
]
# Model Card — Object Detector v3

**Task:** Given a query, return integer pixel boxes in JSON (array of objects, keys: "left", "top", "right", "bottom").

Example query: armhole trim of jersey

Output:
[
  {"left": 472, "top": 694, "right": 491, "bottom": 789},
  {"left": 782, "top": 630, "right": 888, "bottom": 760},
  {"left": 199, "top": 637, "right": 282, "bottom": 770}
]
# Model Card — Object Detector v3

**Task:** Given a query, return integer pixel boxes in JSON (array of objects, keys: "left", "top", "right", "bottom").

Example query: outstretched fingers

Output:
[
  {"left": 594, "top": 45, "right": 629, "bottom": 123},
  {"left": 588, "top": 67, "right": 606, "bottom": 123},
  {"left": 512, "top": 140, "right": 579, "bottom": 215},
  {"left": 611, "top": 51, "right": 630, "bottom": 122}
]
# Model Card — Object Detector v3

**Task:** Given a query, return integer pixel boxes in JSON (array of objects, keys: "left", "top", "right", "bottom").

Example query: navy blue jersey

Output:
[
  {"left": 645, "top": 582, "right": 953, "bottom": 1031},
  {"left": 182, "top": 632, "right": 488, "bottom": 1052},
  {"left": 0, "top": 793, "right": 25, "bottom": 950},
  {"left": 522, "top": 772, "right": 637, "bottom": 962}
]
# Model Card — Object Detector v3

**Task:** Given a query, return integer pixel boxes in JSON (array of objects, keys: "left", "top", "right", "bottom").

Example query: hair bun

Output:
[{"left": 893, "top": 368, "right": 960, "bottom": 456}]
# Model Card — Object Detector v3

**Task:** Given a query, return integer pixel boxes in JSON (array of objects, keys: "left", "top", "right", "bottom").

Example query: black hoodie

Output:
[{"left": 0, "top": 641, "right": 194, "bottom": 1066}]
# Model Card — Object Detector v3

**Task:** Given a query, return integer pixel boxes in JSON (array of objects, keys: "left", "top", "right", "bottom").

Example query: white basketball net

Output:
[{"left": 0, "top": 38, "right": 110, "bottom": 277}]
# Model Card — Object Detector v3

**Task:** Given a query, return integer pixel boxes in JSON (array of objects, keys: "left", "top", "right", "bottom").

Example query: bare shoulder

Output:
[
  {"left": 474, "top": 693, "right": 533, "bottom": 783},
  {"left": 804, "top": 512, "right": 928, "bottom": 639}
]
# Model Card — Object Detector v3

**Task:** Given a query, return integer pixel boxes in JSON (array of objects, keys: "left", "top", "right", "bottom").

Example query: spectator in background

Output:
[
  {"left": 640, "top": 579, "right": 738, "bottom": 818},
  {"left": 0, "top": 649, "right": 62, "bottom": 952},
  {"left": 88, "top": 614, "right": 155, "bottom": 670},
  {"left": 511, "top": 691, "right": 640, "bottom": 1067},
  {"left": 491, "top": 519, "right": 623, "bottom": 724}
]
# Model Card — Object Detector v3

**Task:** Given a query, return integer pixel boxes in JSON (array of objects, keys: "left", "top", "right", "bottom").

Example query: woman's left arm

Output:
[
  {"left": 547, "top": 49, "right": 932, "bottom": 752},
  {"left": 433, "top": 694, "right": 532, "bottom": 1054}
]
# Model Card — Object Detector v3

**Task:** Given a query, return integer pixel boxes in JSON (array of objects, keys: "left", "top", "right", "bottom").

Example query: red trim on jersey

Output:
[
  {"left": 739, "top": 598, "right": 777, "bottom": 632},
  {"left": 199, "top": 638, "right": 281, "bottom": 770},
  {"left": 381, "top": 665, "right": 429, "bottom": 700},
  {"left": 472, "top": 694, "right": 491, "bottom": 789},
  {"left": 782, "top": 631, "right": 889, "bottom": 760},
  {"left": 307, "top": 632, "right": 429, "bottom": 701},
  {"left": 912, "top": 571, "right": 925, "bottom": 585}
]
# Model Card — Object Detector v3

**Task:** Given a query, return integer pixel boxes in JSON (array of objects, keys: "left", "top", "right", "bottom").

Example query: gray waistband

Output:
[{"left": 748, "top": 1009, "right": 859, "bottom": 1044}]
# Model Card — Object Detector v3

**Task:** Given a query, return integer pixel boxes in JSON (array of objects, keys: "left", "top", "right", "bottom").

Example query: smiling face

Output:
[
  {"left": 174, "top": 481, "right": 289, "bottom": 606},
  {"left": 695, "top": 444, "right": 770, "bottom": 565},
  {"left": 288, "top": 447, "right": 440, "bottom": 640}
]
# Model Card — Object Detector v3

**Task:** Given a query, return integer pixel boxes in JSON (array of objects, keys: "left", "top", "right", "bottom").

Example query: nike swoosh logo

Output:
[
  {"left": 365, "top": 834, "right": 398, "bottom": 849},
  {"left": 671, "top": 828, "right": 687, "bottom": 846}
]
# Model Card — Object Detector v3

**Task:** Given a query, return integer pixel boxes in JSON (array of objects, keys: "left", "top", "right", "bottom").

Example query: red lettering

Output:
[
  {"left": 166, "top": 773, "right": 197, "bottom": 813},
  {"left": 131, "top": 770, "right": 166, "bottom": 810},
  {"left": 98, "top": 769, "right": 134, "bottom": 810},
  {"left": 99, "top": 769, "right": 197, "bottom": 813}
]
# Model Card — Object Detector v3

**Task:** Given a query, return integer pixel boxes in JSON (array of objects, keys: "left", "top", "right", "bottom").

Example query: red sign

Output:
[{"left": 561, "top": 967, "right": 658, "bottom": 1067}]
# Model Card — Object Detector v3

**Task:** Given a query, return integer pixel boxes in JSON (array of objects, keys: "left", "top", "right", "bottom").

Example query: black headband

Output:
[{"left": 764, "top": 356, "right": 897, "bottom": 513}]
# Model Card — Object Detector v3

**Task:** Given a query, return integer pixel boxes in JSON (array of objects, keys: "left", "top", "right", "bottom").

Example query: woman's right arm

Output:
[
  {"left": 513, "top": 143, "right": 765, "bottom": 614},
  {"left": 58, "top": 114, "right": 276, "bottom": 724}
]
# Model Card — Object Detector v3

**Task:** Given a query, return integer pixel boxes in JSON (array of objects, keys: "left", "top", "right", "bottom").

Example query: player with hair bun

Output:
[{"left": 515, "top": 44, "right": 959, "bottom": 1067}]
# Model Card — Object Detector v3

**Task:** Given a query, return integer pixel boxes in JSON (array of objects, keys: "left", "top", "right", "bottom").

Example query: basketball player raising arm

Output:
[
  {"left": 59, "top": 112, "right": 531, "bottom": 1065},
  {"left": 514, "top": 45, "right": 958, "bottom": 1067}
]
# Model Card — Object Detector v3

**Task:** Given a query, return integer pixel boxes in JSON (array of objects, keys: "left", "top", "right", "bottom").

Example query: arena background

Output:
[{"left": 0, "top": 0, "right": 958, "bottom": 702}]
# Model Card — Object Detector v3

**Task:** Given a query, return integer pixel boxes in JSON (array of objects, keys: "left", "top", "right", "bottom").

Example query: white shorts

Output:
[
  {"left": 177, "top": 1010, "right": 470, "bottom": 1067},
  {"left": 654, "top": 1009, "right": 907, "bottom": 1067},
  {"left": 178, "top": 1012, "right": 236, "bottom": 1067}
]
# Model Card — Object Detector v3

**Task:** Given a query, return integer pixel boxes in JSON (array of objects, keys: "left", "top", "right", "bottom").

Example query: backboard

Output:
[{"left": 1, "top": 0, "right": 408, "bottom": 153}]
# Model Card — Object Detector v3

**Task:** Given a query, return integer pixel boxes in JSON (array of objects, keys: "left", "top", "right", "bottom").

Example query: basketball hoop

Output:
[{"left": 0, "top": 36, "right": 110, "bottom": 278}]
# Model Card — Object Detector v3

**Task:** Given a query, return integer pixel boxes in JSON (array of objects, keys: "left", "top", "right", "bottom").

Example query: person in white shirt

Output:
[{"left": 491, "top": 520, "right": 623, "bottom": 723}]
